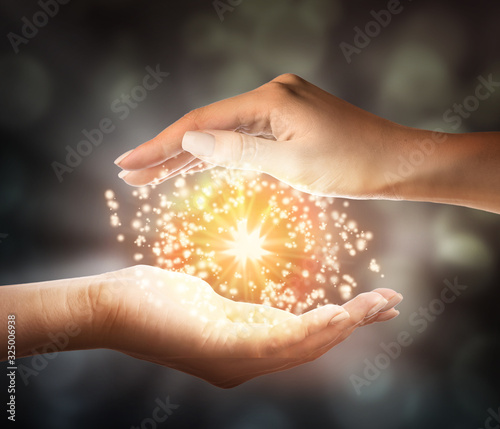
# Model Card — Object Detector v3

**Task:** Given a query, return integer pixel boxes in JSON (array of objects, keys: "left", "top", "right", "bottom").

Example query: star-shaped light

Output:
[{"left": 222, "top": 219, "right": 271, "bottom": 267}]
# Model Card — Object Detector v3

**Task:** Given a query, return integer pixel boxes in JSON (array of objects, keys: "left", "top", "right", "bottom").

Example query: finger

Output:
[
  {"left": 337, "top": 291, "right": 390, "bottom": 328},
  {"left": 371, "top": 289, "right": 403, "bottom": 313},
  {"left": 165, "top": 161, "right": 215, "bottom": 182},
  {"left": 220, "top": 303, "right": 354, "bottom": 383},
  {"left": 114, "top": 115, "right": 194, "bottom": 171},
  {"left": 257, "top": 304, "right": 349, "bottom": 357},
  {"left": 214, "top": 293, "right": 389, "bottom": 382},
  {"left": 151, "top": 161, "right": 211, "bottom": 185},
  {"left": 273, "top": 293, "right": 400, "bottom": 371},
  {"left": 362, "top": 307, "right": 401, "bottom": 325},
  {"left": 160, "top": 158, "right": 204, "bottom": 181},
  {"left": 115, "top": 89, "right": 268, "bottom": 171},
  {"left": 303, "top": 307, "right": 401, "bottom": 363},
  {"left": 257, "top": 309, "right": 400, "bottom": 379},
  {"left": 231, "top": 292, "right": 401, "bottom": 379},
  {"left": 223, "top": 304, "right": 347, "bottom": 357},
  {"left": 366, "top": 308, "right": 400, "bottom": 324},
  {"left": 119, "top": 152, "right": 195, "bottom": 186},
  {"left": 184, "top": 161, "right": 216, "bottom": 176},
  {"left": 221, "top": 290, "right": 401, "bottom": 335},
  {"left": 141, "top": 157, "right": 205, "bottom": 186},
  {"left": 316, "top": 291, "right": 400, "bottom": 350},
  {"left": 273, "top": 291, "right": 390, "bottom": 359},
  {"left": 359, "top": 291, "right": 403, "bottom": 326},
  {"left": 181, "top": 130, "right": 293, "bottom": 178}
]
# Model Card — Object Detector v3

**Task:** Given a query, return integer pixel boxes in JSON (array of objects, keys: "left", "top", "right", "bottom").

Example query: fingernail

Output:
[
  {"left": 182, "top": 131, "right": 215, "bottom": 157},
  {"left": 114, "top": 150, "right": 134, "bottom": 166},
  {"left": 118, "top": 170, "right": 131, "bottom": 179},
  {"left": 329, "top": 310, "right": 350, "bottom": 325},
  {"left": 379, "top": 309, "right": 400, "bottom": 322},
  {"left": 384, "top": 293, "right": 403, "bottom": 310},
  {"left": 366, "top": 299, "right": 389, "bottom": 318}
]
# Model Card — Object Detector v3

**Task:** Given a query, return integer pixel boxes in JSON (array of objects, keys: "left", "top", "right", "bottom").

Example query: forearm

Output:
[
  {"left": 0, "top": 276, "right": 100, "bottom": 361},
  {"left": 380, "top": 128, "right": 500, "bottom": 213}
]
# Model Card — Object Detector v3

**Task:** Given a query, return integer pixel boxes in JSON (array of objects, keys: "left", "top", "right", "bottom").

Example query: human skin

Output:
[
  {"left": 115, "top": 73, "right": 500, "bottom": 214},
  {"left": 0, "top": 265, "right": 401, "bottom": 388}
]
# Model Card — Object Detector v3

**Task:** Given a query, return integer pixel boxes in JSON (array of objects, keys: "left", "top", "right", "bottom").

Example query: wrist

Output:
[
  {"left": 85, "top": 270, "right": 129, "bottom": 350},
  {"left": 63, "top": 274, "right": 105, "bottom": 351},
  {"left": 36, "top": 275, "right": 104, "bottom": 354},
  {"left": 376, "top": 127, "right": 500, "bottom": 212},
  {"left": 88, "top": 267, "right": 146, "bottom": 352},
  {"left": 1, "top": 275, "right": 103, "bottom": 360},
  {"left": 374, "top": 125, "right": 449, "bottom": 200}
]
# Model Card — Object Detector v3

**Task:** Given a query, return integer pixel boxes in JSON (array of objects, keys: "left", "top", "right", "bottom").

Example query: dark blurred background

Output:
[{"left": 1, "top": 0, "right": 500, "bottom": 428}]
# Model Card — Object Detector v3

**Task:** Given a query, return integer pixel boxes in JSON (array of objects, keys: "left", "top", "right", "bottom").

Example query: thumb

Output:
[{"left": 181, "top": 130, "right": 281, "bottom": 174}]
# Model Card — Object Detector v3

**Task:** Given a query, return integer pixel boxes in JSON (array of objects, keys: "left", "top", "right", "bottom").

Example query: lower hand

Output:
[{"left": 94, "top": 265, "right": 402, "bottom": 388}]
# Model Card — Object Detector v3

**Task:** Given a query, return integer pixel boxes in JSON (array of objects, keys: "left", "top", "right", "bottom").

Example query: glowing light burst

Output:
[
  {"left": 105, "top": 169, "right": 383, "bottom": 314},
  {"left": 222, "top": 219, "right": 271, "bottom": 266}
]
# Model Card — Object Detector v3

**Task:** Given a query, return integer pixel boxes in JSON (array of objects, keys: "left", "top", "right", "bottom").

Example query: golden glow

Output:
[
  {"left": 105, "top": 169, "right": 381, "bottom": 313},
  {"left": 223, "top": 219, "right": 270, "bottom": 266}
]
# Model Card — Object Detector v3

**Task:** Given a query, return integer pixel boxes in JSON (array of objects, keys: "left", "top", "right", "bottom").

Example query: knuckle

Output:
[
  {"left": 180, "top": 108, "right": 204, "bottom": 130},
  {"left": 271, "top": 73, "right": 305, "bottom": 85},
  {"left": 230, "top": 133, "right": 260, "bottom": 167},
  {"left": 260, "top": 75, "right": 307, "bottom": 113},
  {"left": 230, "top": 132, "right": 246, "bottom": 165},
  {"left": 181, "top": 108, "right": 199, "bottom": 121},
  {"left": 264, "top": 81, "right": 296, "bottom": 101},
  {"left": 225, "top": 133, "right": 272, "bottom": 171}
]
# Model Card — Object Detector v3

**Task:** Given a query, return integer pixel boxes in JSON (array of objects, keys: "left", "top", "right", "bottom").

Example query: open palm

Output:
[{"left": 96, "top": 266, "right": 401, "bottom": 388}]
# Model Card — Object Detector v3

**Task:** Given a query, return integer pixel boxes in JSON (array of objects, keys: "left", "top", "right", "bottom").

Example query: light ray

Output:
[
  {"left": 222, "top": 219, "right": 271, "bottom": 266},
  {"left": 105, "top": 169, "right": 383, "bottom": 314}
]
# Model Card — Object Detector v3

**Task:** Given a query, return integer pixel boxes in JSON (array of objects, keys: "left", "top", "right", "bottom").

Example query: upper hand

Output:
[{"left": 115, "top": 74, "right": 401, "bottom": 198}]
